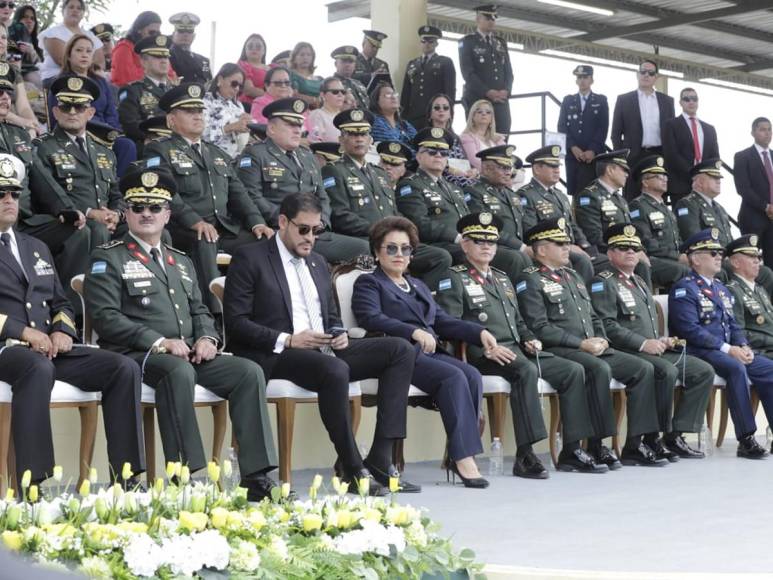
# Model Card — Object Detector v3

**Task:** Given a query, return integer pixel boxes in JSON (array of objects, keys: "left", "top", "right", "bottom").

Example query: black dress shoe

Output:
[
  {"left": 737, "top": 435, "right": 768, "bottom": 459},
  {"left": 241, "top": 474, "right": 295, "bottom": 502},
  {"left": 665, "top": 435, "right": 704, "bottom": 459},
  {"left": 342, "top": 468, "right": 388, "bottom": 496},
  {"left": 594, "top": 445, "right": 622, "bottom": 470},
  {"left": 513, "top": 451, "right": 549, "bottom": 479},
  {"left": 557, "top": 448, "right": 608, "bottom": 474},
  {"left": 650, "top": 439, "right": 680, "bottom": 463},
  {"left": 621, "top": 443, "right": 668, "bottom": 467},
  {"left": 363, "top": 459, "right": 422, "bottom": 493}
]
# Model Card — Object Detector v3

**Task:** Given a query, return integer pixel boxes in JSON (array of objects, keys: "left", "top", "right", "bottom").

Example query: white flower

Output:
[
  {"left": 79, "top": 556, "right": 112, "bottom": 579},
  {"left": 161, "top": 535, "right": 200, "bottom": 577},
  {"left": 333, "top": 520, "right": 406, "bottom": 557},
  {"left": 268, "top": 536, "right": 289, "bottom": 562},
  {"left": 124, "top": 534, "right": 163, "bottom": 577},
  {"left": 193, "top": 530, "right": 229, "bottom": 570},
  {"left": 230, "top": 540, "right": 260, "bottom": 572},
  {"left": 405, "top": 520, "right": 428, "bottom": 548}
]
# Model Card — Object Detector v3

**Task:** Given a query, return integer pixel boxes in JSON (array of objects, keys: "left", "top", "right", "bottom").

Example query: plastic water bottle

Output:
[
  {"left": 698, "top": 422, "right": 714, "bottom": 456},
  {"left": 766, "top": 425, "right": 772, "bottom": 448},
  {"left": 224, "top": 447, "right": 240, "bottom": 491},
  {"left": 489, "top": 437, "right": 503, "bottom": 476}
]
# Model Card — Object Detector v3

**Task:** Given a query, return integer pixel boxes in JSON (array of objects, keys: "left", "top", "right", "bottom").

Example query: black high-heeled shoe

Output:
[{"left": 446, "top": 462, "right": 489, "bottom": 489}]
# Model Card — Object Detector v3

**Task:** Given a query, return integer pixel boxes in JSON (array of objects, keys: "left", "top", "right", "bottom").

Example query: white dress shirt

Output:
[
  {"left": 637, "top": 89, "right": 661, "bottom": 148},
  {"left": 754, "top": 143, "right": 772, "bottom": 167},
  {"left": 0, "top": 227, "right": 25, "bottom": 272},
  {"left": 682, "top": 113, "right": 704, "bottom": 155}
]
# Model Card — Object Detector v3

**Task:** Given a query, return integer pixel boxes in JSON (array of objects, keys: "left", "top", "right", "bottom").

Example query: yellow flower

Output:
[
  {"left": 20, "top": 470, "right": 31, "bottom": 489},
  {"left": 222, "top": 459, "right": 232, "bottom": 479},
  {"left": 207, "top": 461, "right": 220, "bottom": 483},
  {"left": 5, "top": 505, "right": 20, "bottom": 529},
  {"left": 121, "top": 462, "right": 133, "bottom": 481},
  {"left": 281, "top": 482, "right": 291, "bottom": 499},
  {"left": 386, "top": 506, "right": 412, "bottom": 526},
  {"left": 389, "top": 476, "right": 400, "bottom": 493},
  {"left": 89, "top": 467, "right": 98, "bottom": 483},
  {"left": 302, "top": 513, "right": 323, "bottom": 533},
  {"left": 5, "top": 488, "right": 14, "bottom": 502},
  {"left": 190, "top": 494, "right": 206, "bottom": 513},
  {"left": 28, "top": 485, "right": 38, "bottom": 503},
  {"left": 94, "top": 498, "right": 108, "bottom": 520},
  {"left": 178, "top": 511, "right": 208, "bottom": 532},
  {"left": 180, "top": 465, "right": 191, "bottom": 485},
  {"left": 124, "top": 492, "right": 138, "bottom": 514},
  {"left": 116, "top": 521, "right": 148, "bottom": 535},
  {"left": 357, "top": 477, "right": 370, "bottom": 496},
  {"left": 246, "top": 509, "right": 266, "bottom": 530},
  {"left": 44, "top": 523, "right": 76, "bottom": 537},
  {"left": 2, "top": 531, "right": 23, "bottom": 551},
  {"left": 209, "top": 507, "right": 228, "bottom": 529},
  {"left": 166, "top": 461, "right": 177, "bottom": 479},
  {"left": 361, "top": 507, "right": 382, "bottom": 523},
  {"left": 336, "top": 509, "right": 354, "bottom": 529},
  {"left": 78, "top": 479, "right": 91, "bottom": 497},
  {"left": 226, "top": 511, "right": 245, "bottom": 529},
  {"left": 52, "top": 466, "right": 63, "bottom": 483},
  {"left": 154, "top": 478, "right": 164, "bottom": 494},
  {"left": 311, "top": 474, "right": 323, "bottom": 490}
]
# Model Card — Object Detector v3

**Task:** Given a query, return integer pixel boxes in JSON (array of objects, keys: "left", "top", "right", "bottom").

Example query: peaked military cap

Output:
[
  {"left": 477, "top": 144, "right": 517, "bottom": 167},
  {"left": 726, "top": 234, "right": 762, "bottom": 257},
  {"left": 605, "top": 223, "right": 643, "bottom": 251},
  {"left": 310, "top": 142, "right": 342, "bottom": 162},
  {"left": 681, "top": 228, "right": 723, "bottom": 254},
  {"left": 271, "top": 50, "right": 291, "bottom": 65},
  {"left": 457, "top": 212, "right": 503, "bottom": 242},
  {"left": 0, "top": 62, "right": 16, "bottom": 92},
  {"left": 418, "top": 25, "right": 442, "bottom": 40},
  {"left": 595, "top": 149, "right": 630, "bottom": 172},
  {"left": 139, "top": 116, "right": 172, "bottom": 138},
  {"left": 169, "top": 12, "right": 200, "bottom": 32},
  {"left": 377, "top": 141, "right": 412, "bottom": 165},
  {"left": 512, "top": 155, "right": 524, "bottom": 171},
  {"left": 331, "top": 45, "right": 359, "bottom": 61},
  {"left": 333, "top": 108, "right": 374, "bottom": 133},
  {"left": 414, "top": 126, "right": 453, "bottom": 150},
  {"left": 51, "top": 74, "right": 100, "bottom": 104},
  {"left": 573, "top": 64, "right": 593, "bottom": 76},
  {"left": 263, "top": 97, "right": 308, "bottom": 126},
  {"left": 475, "top": 4, "right": 498, "bottom": 17},
  {"left": 0, "top": 153, "right": 25, "bottom": 190},
  {"left": 247, "top": 123, "right": 267, "bottom": 141},
  {"left": 525, "top": 145, "right": 561, "bottom": 167},
  {"left": 690, "top": 157, "right": 723, "bottom": 178},
  {"left": 134, "top": 34, "right": 172, "bottom": 57},
  {"left": 363, "top": 30, "right": 388, "bottom": 48},
  {"left": 87, "top": 121, "right": 121, "bottom": 148},
  {"left": 121, "top": 166, "right": 176, "bottom": 204},
  {"left": 158, "top": 83, "right": 204, "bottom": 112},
  {"left": 526, "top": 218, "right": 572, "bottom": 244},
  {"left": 90, "top": 23, "right": 114, "bottom": 41},
  {"left": 632, "top": 155, "right": 667, "bottom": 181}
]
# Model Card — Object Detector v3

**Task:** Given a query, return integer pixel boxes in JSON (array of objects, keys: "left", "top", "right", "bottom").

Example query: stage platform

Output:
[{"left": 289, "top": 438, "right": 773, "bottom": 579}]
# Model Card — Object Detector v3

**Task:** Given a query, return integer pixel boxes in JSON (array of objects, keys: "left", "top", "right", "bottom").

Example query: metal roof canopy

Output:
[{"left": 327, "top": 0, "right": 773, "bottom": 92}]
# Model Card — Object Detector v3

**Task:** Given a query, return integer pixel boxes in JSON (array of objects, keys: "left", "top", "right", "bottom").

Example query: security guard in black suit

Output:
[
  {"left": 590, "top": 224, "right": 713, "bottom": 460},
  {"left": 118, "top": 35, "right": 173, "bottom": 151},
  {"left": 235, "top": 100, "right": 368, "bottom": 264},
  {"left": 142, "top": 83, "right": 270, "bottom": 311},
  {"left": 435, "top": 213, "right": 604, "bottom": 475},
  {"left": 332, "top": 46, "right": 369, "bottom": 110},
  {"left": 459, "top": 4, "right": 514, "bottom": 136},
  {"left": 516, "top": 218, "right": 661, "bottom": 468},
  {"left": 401, "top": 26, "right": 456, "bottom": 130},
  {"left": 353, "top": 30, "right": 390, "bottom": 88},
  {"left": 84, "top": 166, "right": 280, "bottom": 501},
  {"left": 0, "top": 154, "right": 144, "bottom": 487},
  {"left": 168, "top": 13, "right": 211, "bottom": 85}
]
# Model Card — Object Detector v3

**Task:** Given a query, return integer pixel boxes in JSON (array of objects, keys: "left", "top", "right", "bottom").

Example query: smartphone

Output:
[{"left": 328, "top": 326, "right": 347, "bottom": 337}]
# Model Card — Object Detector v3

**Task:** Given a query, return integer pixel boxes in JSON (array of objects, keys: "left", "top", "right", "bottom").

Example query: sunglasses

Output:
[
  {"left": 324, "top": 88, "right": 346, "bottom": 95},
  {"left": 0, "top": 88, "right": 14, "bottom": 97},
  {"left": 0, "top": 2, "right": 16, "bottom": 9},
  {"left": 471, "top": 239, "right": 497, "bottom": 246},
  {"left": 681, "top": 96, "right": 698, "bottom": 102},
  {"left": 613, "top": 245, "right": 640, "bottom": 253},
  {"left": 57, "top": 102, "right": 89, "bottom": 113},
  {"left": 0, "top": 190, "right": 20, "bottom": 200},
  {"left": 433, "top": 104, "right": 451, "bottom": 111},
  {"left": 290, "top": 218, "right": 325, "bottom": 236},
  {"left": 230, "top": 80, "right": 243, "bottom": 90},
  {"left": 270, "top": 80, "right": 292, "bottom": 87},
  {"left": 382, "top": 243, "right": 413, "bottom": 257},
  {"left": 130, "top": 203, "right": 167, "bottom": 214},
  {"left": 421, "top": 147, "right": 449, "bottom": 157},
  {"left": 638, "top": 70, "right": 657, "bottom": 76},
  {"left": 697, "top": 250, "right": 724, "bottom": 257}
]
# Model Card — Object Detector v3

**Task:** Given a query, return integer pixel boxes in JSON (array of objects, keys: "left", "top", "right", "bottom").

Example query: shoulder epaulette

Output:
[
  {"left": 598, "top": 270, "right": 614, "bottom": 279},
  {"left": 97, "top": 239, "right": 124, "bottom": 250},
  {"left": 726, "top": 279, "right": 739, "bottom": 287},
  {"left": 523, "top": 266, "right": 539, "bottom": 274},
  {"left": 164, "top": 244, "right": 187, "bottom": 255},
  {"left": 490, "top": 266, "right": 507, "bottom": 276},
  {"left": 450, "top": 264, "right": 468, "bottom": 273}
]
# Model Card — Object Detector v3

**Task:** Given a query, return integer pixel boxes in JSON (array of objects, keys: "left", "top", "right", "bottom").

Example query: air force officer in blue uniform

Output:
[{"left": 669, "top": 228, "right": 773, "bottom": 458}]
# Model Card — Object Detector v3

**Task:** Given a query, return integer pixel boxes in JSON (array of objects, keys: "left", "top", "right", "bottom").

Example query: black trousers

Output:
[
  {"left": 0, "top": 345, "right": 144, "bottom": 485},
  {"left": 239, "top": 337, "right": 415, "bottom": 473}
]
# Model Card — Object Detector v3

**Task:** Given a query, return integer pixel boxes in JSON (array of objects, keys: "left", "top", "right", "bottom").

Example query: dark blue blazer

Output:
[
  {"left": 668, "top": 270, "right": 746, "bottom": 357},
  {"left": 734, "top": 145, "right": 771, "bottom": 236},
  {"left": 352, "top": 267, "right": 483, "bottom": 346},
  {"left": 557, "top": 91, "right": 608, "bottom": 153}
]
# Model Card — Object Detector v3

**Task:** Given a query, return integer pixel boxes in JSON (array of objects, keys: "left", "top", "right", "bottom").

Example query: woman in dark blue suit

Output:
[{"left": 352, "top": 216, "right": 502, "bottom": 488}]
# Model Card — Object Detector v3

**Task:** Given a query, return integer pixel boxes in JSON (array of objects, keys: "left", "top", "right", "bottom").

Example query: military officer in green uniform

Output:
[
  {"left": 435, "top": 213, "right": 605, "bottom": 475},
  {"left": 353, "top": 30, "right": 390, "bottom": 88},
  {"left": 143, "top": 83, "right": 271, "bottom": 310},
  {"left": 517, "top": 218, "right": 663, "bottom": 467},
  {"left": 674, "top": 158, "right": 773, "bottom": 296},
  {"left": 376, "top": 140, "right": 409, "bottom": 188},
  {"left": 331, "top": 46, "right": 369, "bottom": 110},
  {"left": 396, "top": 126, "right": 528, "bottom": 286},
  {"left": 310, "top": 142, "right": 342, "bottom": 168},
  {"left": 235, "top": 99, "right": 368, "bottom": 264},
  {"left": 84, "top": 166, "right": 280, "bottom": 501},
  {"left": 726, "top": 234, "right": 773, "bottom": 358},
  {"left": 118, "top": 34, "right": 173, "bottom": 151},
  {"left": 517, "top": 145, "right": 594, "bottom": 283},
  {"left": 139, "top": 115, "right": 172, "bottom": 143},
  {"left": 628, "top": 155, "right": 690, "bottom": 291},
  {"left": 323, "top": 119, "right": 450, "bottom": 287},
  {"left": 590, "top": 224, "right": 713, "bottom": 460},
  {"left": 168, "top": 13, "right": 212, "bottom": 85}
]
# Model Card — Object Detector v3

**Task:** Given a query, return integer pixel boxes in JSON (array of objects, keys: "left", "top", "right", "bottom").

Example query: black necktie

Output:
[
  {"left": 191, "top": 142, "right": 204, "bottom": 164},
  {"left": 159, "top": 83, "right": 167, "bottom": 92},
  {"left": 76, "top": 136, "right": 86, "bottom": 154},
  {"left": 0, "top": 232, "right": 25, "bottom": 280}
]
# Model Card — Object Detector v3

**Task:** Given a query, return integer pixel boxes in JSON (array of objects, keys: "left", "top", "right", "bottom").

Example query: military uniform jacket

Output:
[
  {"left": 400, "top": 53, "right": 456, "bottom": 125},
  {"left": 668, "top": 271, "right": 746, "bottom": 357},
  {"left": 574, "top": 179, "right": 631, "bottom": 253},
  {"left": 36, "top": 127, "right": 122, "bottom": 214},
  {"left": 170, "top": 45, "right": 212, "bottom": 85},
  {"left": 396, "top": 168, "right": 469, "bottom": 244},
  {"left": 674, "top": 191, "right": 733, "bottom": 247},
  {"left": 334, "top": 73, "right": 369, "bottom": 110},
  {"left": 84, "top": 234, "right": 218, "bottom": 354},
  {"left": 516, "top": 263, "right": 606, "bottom": 348},
  {"left": 323, "top": 154, "right": 397, "bottom": 237},
  {"left": 590, "top": 266, "right": 658, "bottom": 352},
  {"left": 517, "top": 178, "right": 590, "bottom": 249},
  {"left": 459, "top": 32, "right": 513, "bottom": 102},
  {"left": 143, "top": 134, "right": 262, "bottom": 235},
  {"left": 435, "top": 262, "right": 534, "bottom": 359},
  {"left": 235, "top": 138, "right": 325, "bottom": 227},
  {"left": 727, "top": 273, "right": 773, "bottom": 352},
  {"left": 353, "top": 53, "right": 390, "bottom": 87},
  {"left": 557, "top": 92, "right": 609, "bottom": 153},
  {"left": 118, "top": 77, "right": 168, "bottom": 142},
  {"left": 629, "top": 193, "right": 681, "bottom": 260},
  {"left": 0, "top": 229, "right": 77, "bottom": 341},
  {"left": 464, "top": 177, "right": 525, "bottom": 250}
]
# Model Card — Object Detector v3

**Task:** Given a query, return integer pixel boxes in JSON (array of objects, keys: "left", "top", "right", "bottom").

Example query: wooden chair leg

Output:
[
  {"left": 486, "top": 393, "right": 507, "bottom": 442},
  {"left": 78, "top": 404, "right": 98, "bottom": 486},
  {"left": 392, "top": 439, "right": 405, "bottom": 472},
  {"left": 142, "top": 406, "right": 156, "bottom": 484},
  {"left": 210, "top": 402, "right": 227, "bottom": 463},
  {"left": 275, "top": 399, "right": 296, "bottom": 484},
  {"left": 612, "top": 390, "right": 626, "bottom": 457},
  {"left": 548, "top": 395, "right": 560, "bottom": 468},
  {"left": 0, "top": 403, "right": 10, "bottom": 495},
  {"left": 716, "top": 389, "right": 729, "bottom": 448},
  {"left": 349, "top": 396, "right": 362, "bottom": 436},
  {"left": 706, "top": 386, "right": 717, "bottom": 431}
]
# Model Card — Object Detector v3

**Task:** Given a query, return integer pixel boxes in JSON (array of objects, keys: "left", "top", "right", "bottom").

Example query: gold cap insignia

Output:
[
  {"left": 506, "top": 146, "right": 515, "bottom": 156},
  {"left": 0, "top": 63, "right": 9, "bottom": 76},
  {"left": 95, "top": 24, "right": 104, "bottom": 34},
  {"left": 715, "top": 160, "right": 722, "bottom": 169},
  {"left": 656, "top": 157, "right": 664, "bottom": 167},
  {"left": 188, "top": 85, "right": 202, "bottom": 98},
  {"left": 750, "top": 234, "right": 759, "bottom": 246},
  {"left": 480, "top": 212, "right": 492, "bottom": 225},
  {"left": 711, "top": 227, "right": 719, "bottom": 239},
  {"left": 67, "top": 77, "right": 83, "bottom": 91},
  {"left": 551, "top": 146, "right": 560, "bottom": 156},
  {"left": 389, "top": 142, "right": 401, "bottom": 153},
  {"left": 624, "top": 225, "right": 636, "bottom": 236},
  {"left": 346, "top": 46, "right": 355, "bottom": 54},
  {"left": 181, "top": 14, "right": 192, "bottom": 24},
  {"left": 431, "top": 127, "right": 444, "bottom": 138},
  {"left": 107, "top": 130, "right": 119, "bottom": 141},
  {"left": 557, "top": 217, "right": 566, "bottom": 231},
  {"left": 292, "top": 99, "right": 305, "bottom": 113},
  {"left": 141, "top": 172, "right": 159, "bottom": 187},
  {"left": 156, "top": 35, "right": 167, "bottom": 46},
  {"left": 350, "top": 109, "right": 364, "bottom": 121},
  {"left": 0, "top": 158, "right": 14, "bottom": 178}
]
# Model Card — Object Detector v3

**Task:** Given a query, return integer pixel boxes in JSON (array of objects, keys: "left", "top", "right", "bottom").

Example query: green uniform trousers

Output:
[
  {"left": 649, "top": 257, "right": 690, "bottom": 292},
  {"left": 314, "top": 232, "right": 370, "bottom": 264}
]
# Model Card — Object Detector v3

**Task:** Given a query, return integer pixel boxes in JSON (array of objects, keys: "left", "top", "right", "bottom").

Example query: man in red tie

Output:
[
  {"left": 735, "top": 117, "right": 773, "bottom": 270},
  {"left": 662, "top": 87, "right": 719, "bottom": 205}
]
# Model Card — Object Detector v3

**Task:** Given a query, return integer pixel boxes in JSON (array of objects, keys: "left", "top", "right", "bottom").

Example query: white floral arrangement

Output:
[{"left": 0, "top": 462, "right": 484, "bottom": 579}]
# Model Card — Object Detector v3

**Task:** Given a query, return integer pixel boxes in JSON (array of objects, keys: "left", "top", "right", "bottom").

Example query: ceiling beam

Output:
[{"left": 736, "top": 59, "right": 773, "bottom": 73}]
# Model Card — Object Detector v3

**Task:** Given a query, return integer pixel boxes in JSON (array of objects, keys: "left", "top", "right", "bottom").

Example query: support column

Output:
[
  {"left": 655, "top": 74, "right": 669, "bottom": 95},
  {"left": 370, "top": 0, "right": 428, "bottom": 92}
]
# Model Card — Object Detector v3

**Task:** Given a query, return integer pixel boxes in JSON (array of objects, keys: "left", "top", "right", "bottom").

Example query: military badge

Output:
[
  {"left": 389, "top": 142, "right": 400, "bottom": 153},
  {"left": 431, "top": 127, "right": 444, "bottom": 138},
  {"left": 351, "top": 109, "right": 364, "bottom": 122},
  {"left": 141, "top": 172, "right": 159, "bottom": 187},
  {"left": 188, "top": 85, "right": 202, "bottom": 98},
  {"left": 67, "top": 77, "right": 83, "bottom": 91}
]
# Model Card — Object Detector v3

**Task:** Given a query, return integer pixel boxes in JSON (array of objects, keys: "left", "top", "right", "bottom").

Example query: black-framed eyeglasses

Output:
[
  {"left": 324, "top": 88, "right": 346, "bottom": 95},
  {"left": 0, "top": 2, "right": 17, "bottom": 9},
  {"left": 421, "top": 147, "right": 449, "bottom": 158},
  {"left": 382, "top": 243, "right": 413, "bottom": 257},
  {"left": 638, "top": 70, "right": 657, "bottom": 77},
  {"left": 681, "top": 95, "right": 698, "bottom": 102},
  {"left": 432, "top": 104, "right": 450, "bottom": 111},
  {"left": 0, "top": 190, "right": 20, "bottom": 200},
  {"left": 57, "top": 102, "right": 89, "bottom": 113},
  {"left": 270, "top": 80, "right": 292, "bottom": 87},
  {"left": 230, "top": 80, "right": 243, "bottom": 90},
  {"left": 130, "top": 203, "right": 167, "bottom": 214},
  {"left": 290, "top": 218, "right": 325, "bottom": 236}
]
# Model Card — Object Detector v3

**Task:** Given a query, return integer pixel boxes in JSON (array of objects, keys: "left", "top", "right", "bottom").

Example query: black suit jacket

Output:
[
  {"left": 662, "top": 115, "right": 719, "bottom": 196},
  {"left": 734, "top": 145, "right": 771, "bottom": 235},
  {"left": 223, "top": 236, "right": 342, "bottom": 368},
  {"left": 610, "top": 90, "right": 675, "bottom": 158}
]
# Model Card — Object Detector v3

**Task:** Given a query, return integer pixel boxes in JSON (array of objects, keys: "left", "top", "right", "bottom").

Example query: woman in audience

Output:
[
  {"left": 110, "top": 11, "right": 162, "bottom": 87},
  {"left": 9, "top": 5, "right": 42, "bottom": 85},
  {"left": 460, "top": 99, "right": 504, "bottom": 171},
  {"left": 0, "top": 23, "right": 38, "bottom": 134},
  {"left": 307, "top": 76, "right": 345, "bottom": 143},
  {"left": 369, "top": 82, "right": 416, "bottom": 150},
  {"left": 251, "top": 66, "right": 297, "bottom": 123},
  {"left": 352, "top": 216, "right": 494, "bottom": 489},
  {"left": 427, "top": 93, "right": 478, "bottom": 187},
  {"left": 38, "top": 0, "right": 104, "bottom": 87},
  {"left": 203, "top": 63, "right": 251, "bottom": 158},
  {"left": 289, "top": 41, "right": 323, "bottom": 108},
  {"left": 238, "top": 33, "right": 268, "bottom": 113}
]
